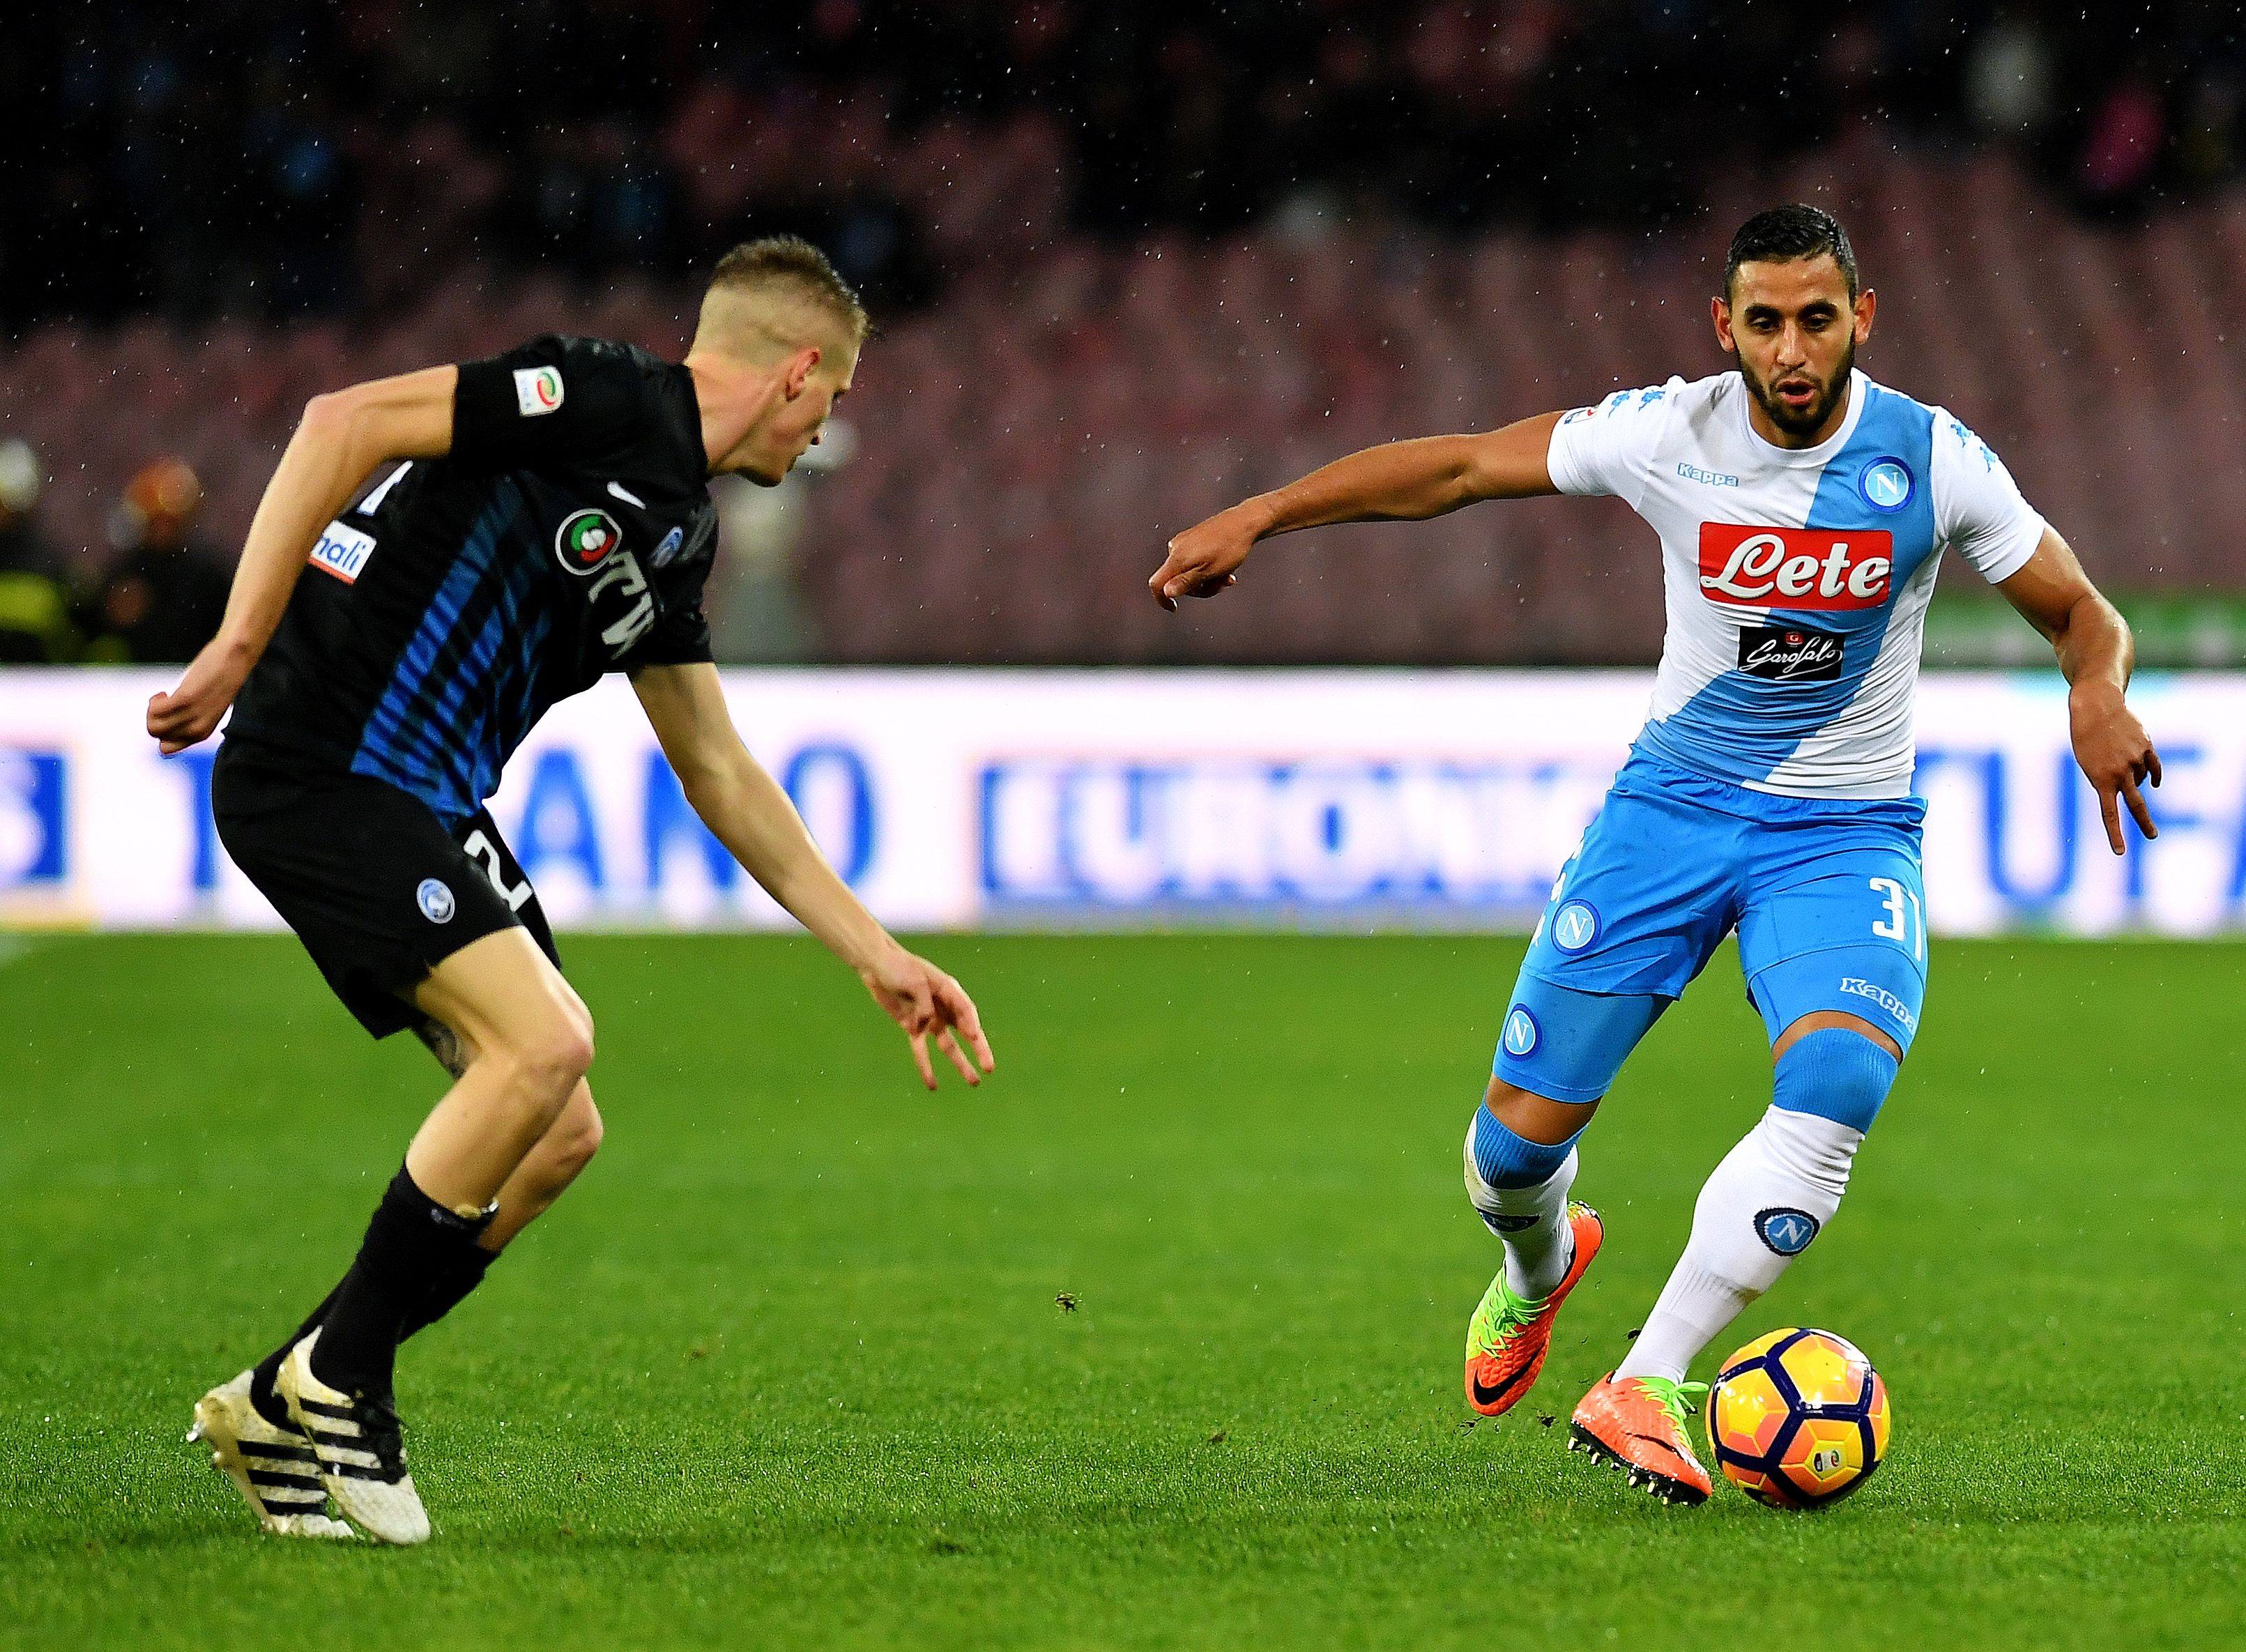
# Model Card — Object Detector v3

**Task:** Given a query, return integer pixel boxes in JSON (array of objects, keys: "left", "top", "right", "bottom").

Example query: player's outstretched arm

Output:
[
  {"left": 630, "top": 661, "right": 994, "bottom": 1089},
  {"left": 1995, "top": 526, "right": 2161, "bottom": 855},
  {"left": 1148, "top": 410, "right": 1566, "bottom": 609},
  {"left": 146, "top": 366, "right": 459, "bottom": 754}
]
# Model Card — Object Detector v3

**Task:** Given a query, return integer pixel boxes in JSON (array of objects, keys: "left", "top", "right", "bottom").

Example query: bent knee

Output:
[
  {"left": 491, "top": 1010, "right": 595, "bottom": 1098},
  {"left": 560, "top": 1094, "right": 604, "bottom": 1168},
  {"left": 1482, "top": 1075, "right": 1598, "bottom": 1148}
]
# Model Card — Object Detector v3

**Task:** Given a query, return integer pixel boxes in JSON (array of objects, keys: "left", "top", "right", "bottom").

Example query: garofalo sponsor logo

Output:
[{"left": 1737, "top": 624, "right": 1844, "bottom": 682}]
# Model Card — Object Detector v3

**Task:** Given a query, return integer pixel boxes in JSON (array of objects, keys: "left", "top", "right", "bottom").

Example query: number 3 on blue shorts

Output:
[{"left": 1866, "top": 875, "right": 1924, "bottom": 963}]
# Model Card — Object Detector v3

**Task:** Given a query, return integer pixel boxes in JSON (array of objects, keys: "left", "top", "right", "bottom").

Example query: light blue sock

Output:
[
  {"left": 1470, "top": 1103, "right": 1580, "bottom": 1188},
  {"left": 1464, "top": 1103, "right": 1591, "bottom": 1299},
  {"left": 1772, "top": 1028, "right": 1898, "bottom": 1133}
]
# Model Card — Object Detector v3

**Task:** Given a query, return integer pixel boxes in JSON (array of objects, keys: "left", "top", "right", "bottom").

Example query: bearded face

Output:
[{"left": 1717, "top": 254, "right": 1870, "bottom": 447}]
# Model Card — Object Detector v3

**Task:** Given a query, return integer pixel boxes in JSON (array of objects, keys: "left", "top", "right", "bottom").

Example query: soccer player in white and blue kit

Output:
[{"left": 1149, "top": 207, "right": 2161, "bottom": 1504}]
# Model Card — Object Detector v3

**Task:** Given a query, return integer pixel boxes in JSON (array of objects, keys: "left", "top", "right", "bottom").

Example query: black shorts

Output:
[{"left": 213, "top": 739, "right": 560, "bottom": 1039}]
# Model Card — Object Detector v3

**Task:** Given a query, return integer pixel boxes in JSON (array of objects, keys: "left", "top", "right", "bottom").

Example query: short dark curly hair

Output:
[
  {"left": 707, "top": 235, "right": 869, "bottom": 346},
  {"left": 1723, "top": 206, "right": 1859, "bottom": 303}
]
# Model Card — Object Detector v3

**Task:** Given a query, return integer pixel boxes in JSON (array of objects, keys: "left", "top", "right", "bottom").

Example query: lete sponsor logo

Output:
[{"left": 1698, "top": 523, "right": 1893, "bottom": 609}]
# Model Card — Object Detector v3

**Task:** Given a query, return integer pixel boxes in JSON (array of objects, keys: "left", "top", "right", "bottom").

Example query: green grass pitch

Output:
[{"left": 1, "top": 931, "right": 2241, "bottom": 1649}]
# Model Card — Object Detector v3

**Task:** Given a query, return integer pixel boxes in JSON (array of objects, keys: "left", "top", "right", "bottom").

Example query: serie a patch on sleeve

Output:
[{"left": 514, "top": 365, "right": 565, "bottom": 416}]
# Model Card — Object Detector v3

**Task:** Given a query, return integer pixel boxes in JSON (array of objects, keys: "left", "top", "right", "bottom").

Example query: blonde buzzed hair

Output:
[{"left": 697, "top": 236, "right": 869, "bottom": 360}]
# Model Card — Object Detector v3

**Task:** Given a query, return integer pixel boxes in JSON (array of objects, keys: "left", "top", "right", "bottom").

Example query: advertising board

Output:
[{"left": 2, "top": 668, "right": 2236, "bottom": 936}]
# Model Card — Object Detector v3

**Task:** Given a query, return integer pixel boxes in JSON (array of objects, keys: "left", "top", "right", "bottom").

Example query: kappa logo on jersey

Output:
[
  {"left": 514, "top": 366, "right": 564, "bottom": 416},
  {"left": 308, "top": 521, "right": 376, "bottom": 584},
  {"left": 1697, "top": 523, "right": 1894, "bottom": 610},
  {"left": 1737, "top": 623, "right": 1844, "bottom": 682},
  {"left": 555, "top": 508, "right": 623, "bottom": 574},
  {"left": 1839, "top": 976, "right": 1917, "bottom": 1031},
  {"left": 1754, "top": 1207, "right": 1821, "bottom": 1256}
]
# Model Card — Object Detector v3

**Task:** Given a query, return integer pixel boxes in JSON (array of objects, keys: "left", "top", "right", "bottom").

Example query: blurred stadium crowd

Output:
[{"left": 2, "top": 2, "right": 2243, "bottom": 665}]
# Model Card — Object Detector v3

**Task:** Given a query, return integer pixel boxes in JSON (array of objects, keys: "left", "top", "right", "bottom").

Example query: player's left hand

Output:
[
  {"left": 146, "top": 638, "right": 252, "bottom": 755},
  {"left": 860, "top": 947, "right": 995, "bottom": 1089},
  {"left": 2070, "top": 682, "right": 2161, "bottom": 855},
  {"left": 1148, "top": 504, "right": 1259, "bottom": 610}
]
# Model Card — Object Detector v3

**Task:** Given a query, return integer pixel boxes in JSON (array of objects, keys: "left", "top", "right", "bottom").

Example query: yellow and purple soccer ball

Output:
[{"left": 1706, "top": 1328, "right": 1890, "bottom": 1509}]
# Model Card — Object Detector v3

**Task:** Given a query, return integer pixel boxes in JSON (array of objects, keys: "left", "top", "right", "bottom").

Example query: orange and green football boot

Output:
[
  {"left": 1462, "top": 1202, "right": 1603, "bottom": 1417},
  {"left": 1567, "top": 1372, "right": 1714, "bottom": 1505}
]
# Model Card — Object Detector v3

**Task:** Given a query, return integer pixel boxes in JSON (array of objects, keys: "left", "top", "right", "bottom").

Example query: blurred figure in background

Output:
[
  {"left": 82, "top": 457, "right": 230, "bottom": 664},
  {"left": 0, "top": 439, "right": 77, "bottom": 664},
  {"left": 706, "top": 413, "right": 856, "bottom": 662}
]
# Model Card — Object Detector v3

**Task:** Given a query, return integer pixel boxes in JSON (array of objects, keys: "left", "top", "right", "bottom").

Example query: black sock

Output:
[
  {"left": 247, "top": 1241, "right": 498, "bottom": 1428},
  {"left": 399, "top": 1241, "right": 497, "bottom": 1341},
  {"left": 308, "top": 1165, "right": 494, "bottom": 1402}
]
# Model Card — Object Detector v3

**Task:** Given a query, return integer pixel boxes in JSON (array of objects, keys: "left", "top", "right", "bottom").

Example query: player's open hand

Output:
[
  {"left": 1149, "top": 504, "right": 1262, "bottom": 610},
  {"left": 860, "top": 946, "right": 995, "bottom": 1089},
  {"left": 2070, "top": 682, "right": 2161, "bottom": 855},
  {"left": 146, "top": 638, "right": 252, "bottom": 755}
]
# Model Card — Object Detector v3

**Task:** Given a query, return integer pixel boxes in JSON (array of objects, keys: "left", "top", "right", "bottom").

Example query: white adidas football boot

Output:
[
  {"left": 188, "top": 1371, "right": 355, "bottom": 1538},
  {"left": 276, "top": 1331, "right": 431, "bottom": 1545}
]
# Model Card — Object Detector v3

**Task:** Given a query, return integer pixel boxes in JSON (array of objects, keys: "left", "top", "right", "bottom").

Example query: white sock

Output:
[
  {"left": 1462, "top": 1123, "right": 1580, "bottom": 1301},
  {"left": 1613, "top": 1106, "right": 1862, "bottom": 1384}
]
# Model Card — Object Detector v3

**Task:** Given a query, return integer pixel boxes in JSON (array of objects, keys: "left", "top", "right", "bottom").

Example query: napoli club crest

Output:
[
  {"left": 1857, "top": 458, "right": 1913, "bottom": 512},
  {"left": 1550, "top": 901, "right": 1601, "bottom": 955},
  {"left": 1754, "top": 1207, "right": 1821, "bottom": 1255},
  {"left": 1502, "top": 1006, "right": 1540, "bottom": 1057}
]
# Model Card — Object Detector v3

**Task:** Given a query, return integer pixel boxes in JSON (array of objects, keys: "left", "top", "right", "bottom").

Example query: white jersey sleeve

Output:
[
  {"left": 1545, "top": 379, "right": 1688, "bottom": 510},
  {"left": 1931, "top": 411, "right": 2045, "bottom": 583}
]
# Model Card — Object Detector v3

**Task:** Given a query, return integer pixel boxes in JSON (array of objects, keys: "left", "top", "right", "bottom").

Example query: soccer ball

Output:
[{"left": 1705, "top": 1328, "right": 1890, "bottom": 1509}]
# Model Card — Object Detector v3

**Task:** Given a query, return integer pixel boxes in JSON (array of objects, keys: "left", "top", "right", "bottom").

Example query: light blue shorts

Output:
[{"left": 1492, "top": 749, "right": 1927, "bottom": 1104}]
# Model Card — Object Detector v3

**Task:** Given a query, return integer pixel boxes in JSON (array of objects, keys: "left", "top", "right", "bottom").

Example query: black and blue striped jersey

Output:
[{"left": 228, "top": 334, "right": 719, "bottom": 827}]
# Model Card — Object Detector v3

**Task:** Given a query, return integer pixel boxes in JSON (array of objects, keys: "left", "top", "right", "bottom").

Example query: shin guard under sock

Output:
[
  {"left": 1464, "top": 1103, "right": 1588, "bottom": 1301},
  {"left": 307, "top": 1166, "right": 496, "bottom": 1401},
  {"left": 1614, "top": 1105, "right": 1865, "bottom": 1384},
  {"left": 251, "top": 1244, "right": 498, "bottom": 1428}
]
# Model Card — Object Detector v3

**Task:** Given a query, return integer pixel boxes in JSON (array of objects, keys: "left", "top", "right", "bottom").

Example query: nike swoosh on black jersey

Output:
[{"left": 607, "top": 480, "right": 646, "bottom": 507}]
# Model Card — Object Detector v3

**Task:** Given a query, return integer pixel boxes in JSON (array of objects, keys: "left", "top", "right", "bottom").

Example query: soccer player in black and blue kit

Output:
[{"left": 155, "top": 238, "right": 993, "bottom": 1544}]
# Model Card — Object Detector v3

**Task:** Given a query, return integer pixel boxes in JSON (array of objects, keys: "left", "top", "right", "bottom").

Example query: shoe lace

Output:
[
  {"left": 1632, "top": 1376, "right": 1710, "bottom": 1435},
  {"left": 1481, "top": 1218, "right": 1583, "bottom": 1333},
  {"left": 1489, "top": 1281, "right": 1541, "bottom": 1331},
  {"left": 355, "top": 1393, "right": 408, "bottom": 1477}
]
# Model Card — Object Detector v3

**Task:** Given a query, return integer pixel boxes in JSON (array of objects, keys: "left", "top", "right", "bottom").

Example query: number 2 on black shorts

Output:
[{"left": 462, "top": 828, "right": 534, "bottom": 912}]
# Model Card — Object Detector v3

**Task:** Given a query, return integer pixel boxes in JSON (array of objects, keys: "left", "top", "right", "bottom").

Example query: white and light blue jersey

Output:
[{"left": 1547, "top": 369, "right": 2045, "bottom": 799}]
